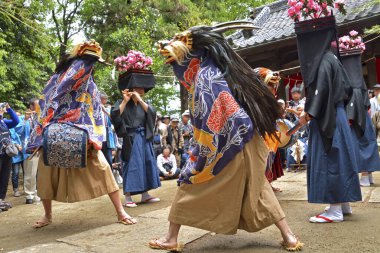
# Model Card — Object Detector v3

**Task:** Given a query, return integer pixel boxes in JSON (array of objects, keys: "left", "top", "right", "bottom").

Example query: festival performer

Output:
[
  {"left": 339, "top": 33, "right": 380, "bottom": 188},
  {"left": 28, "top": 41, "right": 136, "bottom": 228},
  {"left": 110, "top": 58, "right": 161, "bottom": 208},
  {"left": 254, "top": 67, "right": 284, "bottom": 191},
  {"left": 150, "top": 23, "right": 304, "bottom": 251},
  {"left": 293, "top": 13, "right": 362, "bottom": 222}
]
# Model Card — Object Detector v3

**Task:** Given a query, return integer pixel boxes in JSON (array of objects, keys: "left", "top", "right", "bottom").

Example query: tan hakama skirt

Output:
[
  {"left": 37, "top": 149, "right": 119, "bottom": 203},
  {"left": 169, "top": 133, "right": 285, "bottom": 235}
]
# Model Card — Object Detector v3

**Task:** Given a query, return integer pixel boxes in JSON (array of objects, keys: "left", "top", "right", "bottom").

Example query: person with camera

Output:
[
  {"left": 0, "top": 102, "right": 20, "bottom": 211},
  {"left": 157, "top": 146, "right": 180, "bottom": 180},
  {"left": 285, "top": 86, "right": 305, "bottom": 123}
]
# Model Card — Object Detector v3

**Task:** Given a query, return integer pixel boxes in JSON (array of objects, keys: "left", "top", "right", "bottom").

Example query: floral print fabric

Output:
[
  {"left": 28, "top": 57, "right": 104, "bottom": 151},
  {"left": 172, "top": 51, "right": 254, "bottom": 184}
]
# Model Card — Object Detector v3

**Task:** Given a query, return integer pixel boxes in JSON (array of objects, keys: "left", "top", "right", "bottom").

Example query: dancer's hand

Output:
[
  {"left": 131, "top": 91, "right": 143, "bottom": 103},
  {"left": 122, "top": 89, "right": 132, "bottom": 103}
]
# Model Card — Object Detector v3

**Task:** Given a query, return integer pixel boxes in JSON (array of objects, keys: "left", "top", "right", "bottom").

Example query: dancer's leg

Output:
[
  {"left": 33, "top": 199, "right": 52, "bottom": 228},
  {"left": 108, "top": 190, "right": 136, "bottom": 223},
  {"left": 149, "top": 222, "right": 181, "bottom": 248},
  {"left": 275, "top": 218, "right": 299, "bottom": 247}
]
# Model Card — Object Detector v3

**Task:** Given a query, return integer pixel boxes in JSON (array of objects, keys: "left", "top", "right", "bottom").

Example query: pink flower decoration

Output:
[
  {"left": 354, "top": 38, "right": 362, "bottom": 44},
  {"left": 338, "top": 31, "right": 365, "bottom": 52},
  {"left": 114, "top": 50, "right": 153, "bottom": 72},
  {"left": 295, "top": 2, "right": 303, "bottom": 11},
  {"left": 288, "top": 7, "right": 296, "bottom": 17},
  {"left": 127, "top": 57, "right": 136, "bottom": 64},
  {"left": 288, "top": 0, "right": 346, "bottom": 22},
  {"left": 350, "top": 30, "right": 358, "bottom": 37},
  {"left": 288, "top": 0, "right": 297, "bottom": 7}
]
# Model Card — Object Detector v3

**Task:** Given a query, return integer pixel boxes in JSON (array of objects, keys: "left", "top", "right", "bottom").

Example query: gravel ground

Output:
[{"left": 1, "top": 176, "right": 380, "bottom": 252}]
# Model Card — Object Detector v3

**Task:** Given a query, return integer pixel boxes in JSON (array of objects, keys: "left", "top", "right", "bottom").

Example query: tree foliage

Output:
[
  {"left": 0, "top": 0, "right": 54, "bottom": 111},
  {"left": 0, "top": 0, "right": 277, "bottom": 112},
  {"left": 80, "top": 0, "right": 275, "bottom": 114},
  {"left": 47, "top": 0, "right": 85, "bottom": 60}
]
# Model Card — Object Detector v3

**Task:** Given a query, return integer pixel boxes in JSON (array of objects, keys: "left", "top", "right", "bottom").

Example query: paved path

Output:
[
  {"left": 272, "top": 170, "right": 380, "bottom": 203},
  {"left": 11, "top": 207, "right": 208, "bottom": 253},
  {"left": 9, "top": 171, "right": 380, "bottom": 253}
]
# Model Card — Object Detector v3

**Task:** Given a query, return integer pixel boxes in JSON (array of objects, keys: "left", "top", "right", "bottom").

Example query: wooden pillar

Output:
[{"left": 367, "top": 58, "right": 378, "bottom": 87}]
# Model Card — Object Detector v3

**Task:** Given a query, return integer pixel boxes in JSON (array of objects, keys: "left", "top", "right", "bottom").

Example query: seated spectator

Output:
[{"left": 157, "top": 146, "right": 180, "bottom": 180}]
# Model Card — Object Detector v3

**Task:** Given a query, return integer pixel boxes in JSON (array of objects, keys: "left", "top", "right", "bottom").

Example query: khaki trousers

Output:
[
  {"left": 169, "top": 133, "right": 285, "bottom": 235},
  {"left": 23, "top": 154, "right": 39, "bottom": 200},
  {"left": 37, "top": 149, "right": 119, "bottom": 203}
]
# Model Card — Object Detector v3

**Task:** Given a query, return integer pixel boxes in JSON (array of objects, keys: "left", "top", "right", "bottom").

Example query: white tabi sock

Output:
[
  {"left": 325, "top": 202, "right": 352, "bottom": 214},
  {"left": 141, "top": 192, "right": 151, "bottom": 201},
  {"left": 310, "top": 204, "right": 343, "bottom": 223},
  {"left": 125, "top": 194, "right": 133, "bottom": 203},
  {"left": 360, "top": 175, "right": 370, "bottom": 187},
  {"left": 341, "top": 203, "right": 352, "bottom": 214}
]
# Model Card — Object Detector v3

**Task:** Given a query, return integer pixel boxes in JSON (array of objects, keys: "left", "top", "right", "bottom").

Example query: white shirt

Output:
[
  {"left": 370, "top": 96, "right": 380, "bottom": 118},
  {"left": 157, "top": 153, "right": 177, "bottom": 176}
]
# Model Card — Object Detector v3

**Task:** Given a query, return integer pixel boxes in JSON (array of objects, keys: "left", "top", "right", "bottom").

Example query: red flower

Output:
[
  {"left": 182, "top": 58, "right": 200, "bottom": 89},
  {"left": 73, "top": 67, "right": 85, "bottom": 80},
  {"left": 58, "top": 108, "right": 81, "bottom": 122},
  {"left": 73, "top": 79, "right": 83, "bottom": 90},
  {"left": 42, "top": 108, "right": 55, "bottom": 126},
  {"left": 207, "top": 91, "right": 240, "bottom": 133},
  {"left": 36, "top": 125, "right": 42, "bottom": 135},
  {"left": 180, "top": 80, "right": 190, "bottom": 90},
  {"left": 73, "top": 74, "right": 90, "bottom": 91},
  {"left": 57, "top": 72, "right": 67, "bottom": 84}
]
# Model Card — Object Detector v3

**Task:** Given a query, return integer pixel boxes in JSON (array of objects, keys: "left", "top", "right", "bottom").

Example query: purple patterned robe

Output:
[
  {"left": 172, "top": 51, "right": 254, "bottom": 184},
  {"left": 28, "top": 57, "right": 104, "bottom": 151}
]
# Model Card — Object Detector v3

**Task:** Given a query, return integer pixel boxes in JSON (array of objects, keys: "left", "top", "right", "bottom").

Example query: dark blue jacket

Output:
[
  {"left": 0, "top": 108, "right": 20, "bottom": 155},
  {"left": 2, "top": 108, "right": 20, "bottom": 129}
]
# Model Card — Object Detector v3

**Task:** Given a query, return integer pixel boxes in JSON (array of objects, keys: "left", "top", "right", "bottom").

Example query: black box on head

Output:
[{"left": 118, "top": 69, "right": 156, "bottom": 92}]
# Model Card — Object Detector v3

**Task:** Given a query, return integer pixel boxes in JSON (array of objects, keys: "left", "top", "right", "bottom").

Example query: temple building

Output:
[{"left": 228, "top": 0, "right": 380, "bottom": 100}]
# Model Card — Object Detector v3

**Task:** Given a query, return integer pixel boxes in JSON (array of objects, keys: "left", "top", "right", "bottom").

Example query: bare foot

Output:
[
  {"left": 33, "top": 215, "right": 52, "bottom": 228},
  {"left": 117, "top": 212, "right": 137, "bottom": 224}
]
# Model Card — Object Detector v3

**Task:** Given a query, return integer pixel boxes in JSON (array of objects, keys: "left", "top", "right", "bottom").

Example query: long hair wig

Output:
[{"left": 188, "top": 26, "right": 281, "bottom": 139}]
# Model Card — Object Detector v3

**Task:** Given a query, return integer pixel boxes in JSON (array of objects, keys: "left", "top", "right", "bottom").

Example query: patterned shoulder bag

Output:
[{"left": 43, "top": 123, "right": 88, "bottom": 168}]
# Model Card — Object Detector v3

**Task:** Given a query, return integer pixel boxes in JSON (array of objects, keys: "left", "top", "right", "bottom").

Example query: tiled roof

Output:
[{"left": 228, "top": 0, "right": 380, "bottom": 49}]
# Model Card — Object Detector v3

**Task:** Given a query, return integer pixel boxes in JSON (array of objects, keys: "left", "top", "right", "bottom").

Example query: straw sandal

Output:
[
  {"left": 33, "top": 217, "right": 52, "bottom": 228},
  {"left": 118, "top": 216, "right": 137, "bottom": 225},
  {"left": 149, "top": 238, "right": 183, "bottom": 252}
]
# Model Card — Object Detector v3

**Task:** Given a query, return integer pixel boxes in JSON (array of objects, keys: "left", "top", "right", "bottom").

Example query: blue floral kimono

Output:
[
  {"left": 28, "top": 57, "right": 105, "bottom": 151},
  {"left": 172, "top": 50, "right": 254, "bottom": 185}
]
